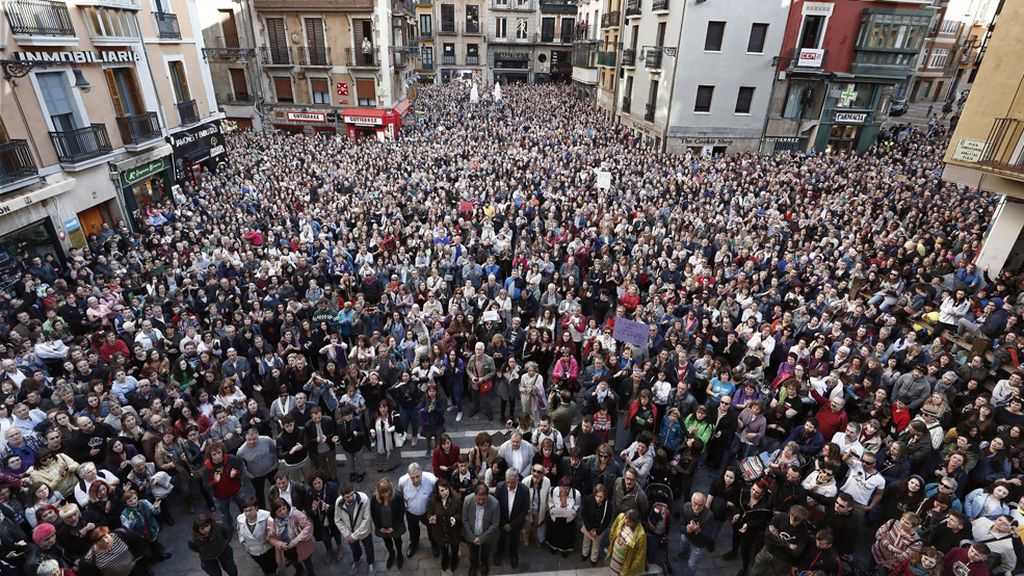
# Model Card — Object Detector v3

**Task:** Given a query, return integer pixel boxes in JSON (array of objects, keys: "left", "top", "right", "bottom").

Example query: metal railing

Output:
[
  {"left": 176, "top": 99, "right": 199, "bottom": 126},
  {"left": 980, "top": 117, "right": 1024, "bottom": 171},
  {"left": 621, "top": 97, "right": 630, "bottom": 113},
  {"left": 301, "top": 46, "right": 331, "bottom": 66},
  {"left": 116, "top": 112, "right": 161, "bottom": 144},
  {"left": 0, "top": 140, "right": 38, "bottom": 185},
  {"left": 601, "top": 11, "right": 619, "bottom": 28},
  {"left": 4, "top": 0, "right": 75, "bottom": 36},
  {"left": 645, "top": 50, "right": 662, "bottom": 69},
  {"left": 417, "top": 31, "right": 433, "bottom": 41},
  {"left": 465, "top": 22, "right": 481, "bottom": 34},
  {"left": 597, "top": 51, "right": 615, "bottom": 66},
  {"left": 345, "top": 47, "right": 378, "bottom": 67},
  {"left": 261, "top": 45, "right": 293, "bottom": 66},
  {"left": 438, "top": 22, "right": 457, "bottom": 35},
  {"left": 625, "top": 0, "right": 641, "bottom": 17},
  {"left": 652, "top": 0, "right": 667, "bottom": 10},
  {"left": 466, "top": 55, "right": 480, "bottom": 65},
  {"left": 644, "top": 103, "right": 655, "bottom": 121},
  {"left": 419, "top": 61, "right": 434, "bottom": 70},
  {"left": 621, "top": 48, "right": 635, "bottom": 66},
  {"left": 442, "top": 54, "right": 456, "bottom": 65},
  {"left": 154, "top": 11, "right": 180, "bottom": 40},
  {"left": 49, "top": 125, "right": 112, "bottom": 164}
]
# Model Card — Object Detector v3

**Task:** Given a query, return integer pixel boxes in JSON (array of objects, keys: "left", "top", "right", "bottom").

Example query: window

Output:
[
  {"left": 441, "top": 4, "right": 455, "bottom": 32},
  {"left": 82, "top": 7, "right": 139, "bottom": 39},
  {"left": 168, "top": 60, "right": 190, "bottom": 102},
  {"left": 266, "top": 18, "right": 289, "bottom": 64},
  {"left": 495, "top": 17, "right": 507, "bottom": 38},
  {"left": 467, "top": 43, "right": 479, "bottom": 64},
  {"left": 735, "top": 86, "right": 754, "bottom": 114},
  {"left": 541, "top": 17, "right": 555, "bottom": 42},
  {"left": 560, "top": 17, "right": 574, "bottom": 43},
  {"left": 466, "top": 5, "right": 480, "bottom": 33},
  {"left": 783, "top": 84, "right": 807, "bottom": 118},
  {"left": 229, "top": 69, "right": 249, "bottom": 101},
  {"left": 273, "top": 76, "right": 293, "bottom": 103},
  {"left": 443, "top": 43, "right": 455, "bottom": 64},
  {"left": 305, "top": 18, "right": 327, "bottom": 65},
  {"left": 656, "top": 22, "right": 665, "bottom": 46},
  {"left": 516, "top": 18, "right": 528, "bottom": 39},
  {"left": 798, "top": 15, "right": 825, "bottom": 50},
  {"left": 647, "top": 79, "right": 658, "bottom": 105},
  {"left": 38, "top": 72, "right": 80, "bottom": 132},
  {"left": 747, "top": 23, "right": 768, "bottom": 53},
  {"left": 421, "top": 46, "right": 433, "bottom": 67},
  {"left": 704, "top": 21, "right": 725, "bottom": 51},
  {"left": 104, "top": 67, "right": 144, "bottom": 116},
  {"left": 928, "top": 48, "right": 949, "bottom": 68},
  {"left": 310, "top": 78, "right": 329, "bottom": 104},
  {"left": 219, "top": 9, "right": 239, "bottom": 48},
  {"left": 420, "top": 14, "right": 432, "bottom": 35},
  {"left": 694, "top": 85, "right": 713, "bottom": 112},
  {"left": 356, "top": 78, "right": 376, "bottom": 106}
]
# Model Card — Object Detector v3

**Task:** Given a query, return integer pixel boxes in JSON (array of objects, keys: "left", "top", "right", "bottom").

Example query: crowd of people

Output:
[{"left": 0, "top": 82, "right": 1022, "bottom": 576}]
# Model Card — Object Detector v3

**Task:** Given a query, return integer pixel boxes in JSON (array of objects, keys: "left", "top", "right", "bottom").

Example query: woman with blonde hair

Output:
[{"left": 370, "top": 477, "right": 407, "bottom": 569}]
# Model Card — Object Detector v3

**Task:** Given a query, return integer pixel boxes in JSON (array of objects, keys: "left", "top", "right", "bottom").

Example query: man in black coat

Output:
[
  {"left": 268, "top": 470, "right": 310, "bottom": 514},
  {"left": 706, "top": 399, "right": 738, "bottom": 470},
  {"left": 493, "top": 468, "right": 529, "bottom": 569},
  {"left": 66, "top": 417, "right": 117, "bottom": 464},
  {"left": 338, "top": 405, "right": 368, "bottom": 482}
]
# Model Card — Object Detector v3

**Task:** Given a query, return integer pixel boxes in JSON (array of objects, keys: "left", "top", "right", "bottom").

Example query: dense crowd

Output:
[{"left": 0, "top": 82, "right": 1022, "bottom": 576}]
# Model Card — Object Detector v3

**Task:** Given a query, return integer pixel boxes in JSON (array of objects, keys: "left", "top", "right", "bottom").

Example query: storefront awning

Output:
[
  {"left": 341, "top": 108, "right": 388, "bottom": 126},
  {"left": 393, "top": 99, "right": 412, "bottom": 117}
]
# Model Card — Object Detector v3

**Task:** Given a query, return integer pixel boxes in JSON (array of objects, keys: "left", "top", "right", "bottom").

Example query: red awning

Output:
[
  {"left": 392, "top": 99, "right": 412, "bottom": 117},
  {"left": 340, "top": 107, "right": 388, "bottom": 119}
]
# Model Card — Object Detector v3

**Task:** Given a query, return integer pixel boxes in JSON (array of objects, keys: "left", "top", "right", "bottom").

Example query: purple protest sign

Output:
[{"left": 612, "top": 317, "right": 649, "bottom": 347}]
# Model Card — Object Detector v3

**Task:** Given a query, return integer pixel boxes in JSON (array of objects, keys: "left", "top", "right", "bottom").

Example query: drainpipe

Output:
[{"left": 660, "top": 0, "right": 687, "bottom": 152}]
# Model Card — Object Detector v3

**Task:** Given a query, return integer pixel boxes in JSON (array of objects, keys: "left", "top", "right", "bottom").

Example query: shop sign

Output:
[
  {"left": 168, "top": 121, "right": 224, "bottom": 179},
  {"left": 343, "top": 115, "right": 384, "bottom": 126},
  {"left": 119, "top": 157, "right": 169, "bottom": 187},
  {"left": 285, "top": 111, "right": 328, "bottom": 123},
  {"left": 802, "top": 2, "right": 834, "bottom": 17},
  {"left": 14, "top": 50, "right": 139, "bottom": 63},
  {"left": 495, "top": 52, "right": 530, "bottom": 61},
  {"left": 834, "top": 112, "right": 867, "bottom": 123},
  {"left": 63, "top": 216, "right": 87, "bottom": 249},
  {"left": 679, "top": 136, "right": 736, "bottom": 146},
  {"left": 951, "top": 138, "right": 986, "bottom": 163},
  {"left": 797, "top": 48, "right": 825, "bottom": 68}
]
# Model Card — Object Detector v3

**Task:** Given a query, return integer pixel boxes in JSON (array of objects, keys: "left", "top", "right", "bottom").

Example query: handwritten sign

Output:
[{"left": 612, "top": 317, "right": 649, "bottom": 347}]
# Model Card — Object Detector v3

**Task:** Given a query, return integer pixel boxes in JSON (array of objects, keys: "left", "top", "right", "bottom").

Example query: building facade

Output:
[
  {"left": 534, "top": 0, "right": 575, "bottom": 82},
  {"left": 247, "top": 0, "right": 416, "bottom": 135},
  {"left": 594, "top": 0, "right": 620, "bottom": 121},
  {"left": 0, "top": 0, "right": 222, "bottom": 275},
  {"left": 762, "top": 0, "right": 933, "bottom": 154},
  {"left": 197, "top": 0, "right": 261, "bottom": 130},
  {"left": 487, "top": 0, "right": 537, "bottom": 83},
  {"left": 942, "top": 0, "right": 1024, "bottom": 273},
  {"left": 432, "top": 0, "right": 487, "bottom": 82},
  {"left": 570, "top": 0, "right": 601, "bottom": 101}
]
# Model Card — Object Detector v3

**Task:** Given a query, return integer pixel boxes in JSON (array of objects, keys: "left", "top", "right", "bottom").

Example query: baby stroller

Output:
[{"left": 644, "top": 482, "right": 675, "bottom": 574}]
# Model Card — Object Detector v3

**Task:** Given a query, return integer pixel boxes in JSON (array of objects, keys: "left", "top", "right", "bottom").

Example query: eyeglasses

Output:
[{"left": 532, "top": 469, "right": 544, "bottom": 474}]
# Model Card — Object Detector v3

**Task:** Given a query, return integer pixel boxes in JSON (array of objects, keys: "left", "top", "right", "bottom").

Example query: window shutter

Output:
[
  {"left": 747, "top": 23, "right": 768, "bottom": 53},
  {"left": 705, "top": 21, "right": 725, "bottom": 51}
]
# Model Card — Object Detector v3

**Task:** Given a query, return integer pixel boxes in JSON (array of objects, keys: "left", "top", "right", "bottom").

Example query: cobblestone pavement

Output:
[{"left": 151, "top": 410, "right": 743, "bottom": 576}]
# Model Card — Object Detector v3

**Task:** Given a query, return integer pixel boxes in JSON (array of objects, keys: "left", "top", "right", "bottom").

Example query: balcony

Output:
[
  {"left": 300, "top": 46, "right": 331, "bottom": 66},
  {"left": 154, "top": 11, "right": 180, "bottom": 40},
  {"left": 0, "top": 140, "right": 38, "bottom": 186},
  {"left": 418, "top": 31, "right": 433, "bottom": 41},
  {"left": 217, "top": 92, "right": 253, "bottom": 105},
  {"left": 438, "top": 22, "right": 457, "bottom": 35},
  {"left": 442, "top": 54, "right": 456, "bottom": 65},
  {"left": 621, "top": 97, "right": 630, "bottom": 113},
  {"left": 644, "top": 103, "right": 655, "bottom": 121},
  {"left": 345, "top": 47, "right": 378, "bottom": 67},
  {"left": 4, "top": 0, "right": 75, "bottom": 36},
  {"left": 652, "top": 0, "right": 668, "bottom": 10},
  {"left": 625, "top": 0, "right": 641, "bottom": 17},
  {"left": 261, "top": 45, "right": 293, "bottom": 66},
  {"left": 418, "top": 0, "right": 431, "bottom": 4},
  {"left": 49, "top": 125, "right": 112, "bottom": 165},
  {"left": 621, "top": 48, "right": 635, "bottom": 66},
  {"left": 116, "top": 112, "right": 162, "bottom": 146},
  {"left": 601, "top": 11, "right": 619, "bottom": 28},
  {"left": 645, "top": 49, "right": 662, "bottom": 70},
  {"left": 491, "top": 0, "right": 533, "bottom": 10},
  {"left": 597, "top": 51, "right": 616, "bottom": 66},
  {"left": 465, "top": 22, "right": 482, "bottom": 35},
  {"left": 176, "top": 99, "right": 199, "bottom": 126},
  {"left": 978, "top": 117, "right": 1024, "bottom": 176},
  {"left": 539, "top": 0, "right": 576, "bottom": 13},
  {"left": 466, "top": 55, "right": 480, "bottom": 65},
  {"left": 419, "top": 61, "right": 434, "bottom": 70}
]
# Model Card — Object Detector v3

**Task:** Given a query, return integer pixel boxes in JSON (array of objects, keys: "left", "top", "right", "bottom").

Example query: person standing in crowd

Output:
[
  {"left": 337, "top": 405, "right": 367, "bottom": 483},
  {"left": 427, "top": 477, "right": 463, "bottom": 571},
  {"left": 371, "top": 400, "right": 403, "bottom": 473},
  {"left": 397, "top": 462, "right": 438, "bottom": 558},
  {"left": 236, "top": 428, "right": 277, "bottom": 510},
  {"left": 494, "top": 468, "right": 528, "bottom": 569},
  {"left": 306, "top": 471, "right": 342, "bottom": 565},
  {"left": 369, "top": 478, "right": 406, "bottom": 570},
  {"left": 188, "top": 513, "right": 238, "bottom": 576},
  {"left": 236, "top": 496, "right": 278, "bottom": 576},
  {"left": 461, "top": 484, "right": 499, "bottom": 576},
  {"left": 608, "top": 509, "right": 647, "bottom": 576},
  {"left": 580, "top": 483, "right": 613, "bottom": 566},
  {"left": 267, "top": 498, "right": 316, "bottom": 576},
  {"left": 334, "top": 482, "right": 375, "bottom": 575}
]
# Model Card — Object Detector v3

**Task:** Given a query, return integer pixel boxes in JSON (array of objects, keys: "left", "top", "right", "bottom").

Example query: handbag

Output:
[
  {"left": 739, "top": 454, "right": 766, "bottom": 482},
  {"left": 479, "top": 380, "right": 494, "bottom": 394}
]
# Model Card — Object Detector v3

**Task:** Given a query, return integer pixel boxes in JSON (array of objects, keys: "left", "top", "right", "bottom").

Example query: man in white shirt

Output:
[
  {"left": 530, "top": 417, "right": 564, "bottom": 456},
  {"left": 840, "top": 451, "right": 885, "bottom": 524},
  {"left": 830, "top": 422, "right": 864, "bottom": 458},
  {"left": 971, "top": 515, "right": 1016, "bottom": 576},
  {"left": 398, "top": 462, "right": 438, "bottom": 558}
]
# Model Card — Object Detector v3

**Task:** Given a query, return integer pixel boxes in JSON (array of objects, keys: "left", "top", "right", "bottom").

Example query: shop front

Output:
[
  {"left": 341, "top": 99, "right": 412, "bottom": 141},
  {"left": 272, "top": 111, "right": 341, "bottom": 135},
  {"left": 492, "top": 51, "right": 531, "bottom": 83},
  {"left": 112, "top": 145, "right": 175, "bottom": 232},
  {"left": 168, "top": 121, "right": 226, "bottom": 187}
]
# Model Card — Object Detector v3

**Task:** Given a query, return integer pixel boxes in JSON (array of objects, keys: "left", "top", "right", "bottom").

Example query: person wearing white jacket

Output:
[
  {"left": 522, "top": 465, "right": 551, "bottom": 547},
  {"left": 335, "top": 482, "right": 375, "bottom": 575},
  {"left": 237, "top": 497, "right": 277, "bottom": 575}
]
